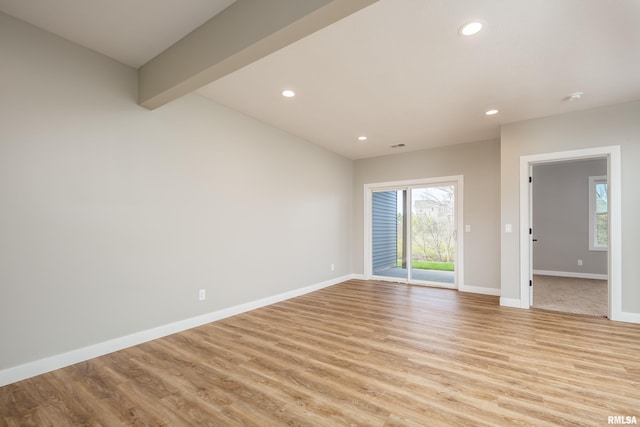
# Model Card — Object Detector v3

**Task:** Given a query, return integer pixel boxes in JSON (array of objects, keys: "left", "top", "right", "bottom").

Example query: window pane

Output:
[
  {"left": 596, "top": 212, "right": 608, "bottom": 247},
  {"left": 596, "top": 183, "right": 607, "bottom": 246},
  {"left": 589, "top": 176, "right": 607, "bottom": 251},
  {"left": 595, "top": 183, "right": 607, "bottom": 214}
]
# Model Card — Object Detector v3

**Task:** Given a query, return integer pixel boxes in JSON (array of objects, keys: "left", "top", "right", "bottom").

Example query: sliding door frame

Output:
[{"left": 364, "top": 176, "right": 464, "bottom": 289}]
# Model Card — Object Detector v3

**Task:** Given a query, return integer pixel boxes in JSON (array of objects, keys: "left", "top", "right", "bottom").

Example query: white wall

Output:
[
  {"left": 532, "top": 159, "right": 607, "bottom": 276},
  {"left": 0, "top": 13, "right": 353, "bottom": 372},
  {"left": 501, "top": 101, "right": 640, "bottom": 314},
  {"left": 353, "top": 140, "right": 501, "bottom": 291}
]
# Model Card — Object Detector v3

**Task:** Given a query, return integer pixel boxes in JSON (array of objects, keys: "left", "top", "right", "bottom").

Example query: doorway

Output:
[
  {"left": 530, "top": 158, "right": 608, "bottom": 317},
  {"left": 365, "top": 176, "right": 463, "bottom": 289},
  {"left": 519, "top": 146, "right": 622, "bottom": 320}
]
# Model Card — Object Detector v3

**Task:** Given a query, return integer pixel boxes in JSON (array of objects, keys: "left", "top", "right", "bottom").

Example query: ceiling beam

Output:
[{"left": 138, "top": 0, "right": 379, "bottom": 110}]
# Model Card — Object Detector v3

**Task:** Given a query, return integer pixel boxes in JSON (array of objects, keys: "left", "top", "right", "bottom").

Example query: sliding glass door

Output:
[
  {"left": 409, "top": 186, "right": 455, "bottom": 285},
  {"left": 368, "top": 178, "right": 460, "bottom": 288},
  {"left": 372, "top": 190, "right": 407, "bottom": 280}
]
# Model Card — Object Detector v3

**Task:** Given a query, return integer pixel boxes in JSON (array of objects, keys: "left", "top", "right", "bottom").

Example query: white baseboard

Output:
[
  {"left": 610, "top": 311, "right": 640, "bottom": 324},
  {"left": 533, "top": 270, "right": 608, "bottom": 280},
  {"left": 0, "top": 275, "right": 350, "bottom": 387},
  {"left": 459, "top": 285, "right": 501, "bottom": 296},
  {"left": 500, "top": 297, "right": 525, "bottom": 309}
]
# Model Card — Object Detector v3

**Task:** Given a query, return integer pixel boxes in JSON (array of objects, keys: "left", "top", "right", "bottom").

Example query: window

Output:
[{"left": 589, "top": 175, "right": 608, "bottom": 251}]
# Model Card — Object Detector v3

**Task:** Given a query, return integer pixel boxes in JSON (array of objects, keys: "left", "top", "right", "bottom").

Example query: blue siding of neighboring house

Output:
[{"left": 372, "top": 191, "right": 398, "bottom": 273}]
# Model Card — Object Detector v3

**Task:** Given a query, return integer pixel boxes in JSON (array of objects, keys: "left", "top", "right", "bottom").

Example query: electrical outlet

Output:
[
  {"left": 577, "top": 260, "right": 583, "bottom": 266},
  {"left": 331, "top": 263, "right": 335, "bottom": 271},
  {"left": 198, "top": 289, "right": 206, "bottom": 301}
]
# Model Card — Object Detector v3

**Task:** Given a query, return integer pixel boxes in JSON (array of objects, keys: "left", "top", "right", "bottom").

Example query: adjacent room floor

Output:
[{"left": 532, "top": 274, "right": 608, "bottom": 317}]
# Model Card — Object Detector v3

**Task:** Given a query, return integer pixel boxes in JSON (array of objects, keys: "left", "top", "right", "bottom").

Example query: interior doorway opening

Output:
[
  {"left": 530, "top": 158, "right": 608, "bottom": 317},
  {"left": 519, "top": 146, "right": 621, "bottom": 320}
]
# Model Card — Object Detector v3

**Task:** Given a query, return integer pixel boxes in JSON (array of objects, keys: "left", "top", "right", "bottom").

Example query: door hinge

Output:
[
  {"left": 529, "top": 228, "right": 533, "bottom": 235},
  {"left": 529, "top": 280, "right": 533, "bottom": 287},
  {"left": 529, "top": 176, "right": 533, "bottom": 183}
]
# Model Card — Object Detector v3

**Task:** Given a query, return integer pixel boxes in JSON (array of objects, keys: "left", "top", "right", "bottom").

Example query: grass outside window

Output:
[{"left": 397, "top": 260, "right": 454, "bottom": 271}]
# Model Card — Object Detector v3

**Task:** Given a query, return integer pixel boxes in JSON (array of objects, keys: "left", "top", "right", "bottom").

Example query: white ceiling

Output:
[
  {"left": 0, "top": 0, "right": 236, "bottom": 67},
  {"left": 198, "top": 0, "right": 640, "bottom": 159},
  {"left": 2, "top": 0, "right": 640, "bottom": 159}
]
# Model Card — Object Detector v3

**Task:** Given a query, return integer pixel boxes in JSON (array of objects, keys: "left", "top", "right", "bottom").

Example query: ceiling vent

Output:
[{"left": 390, "top": 143, "right": 406, "bottom": 148}]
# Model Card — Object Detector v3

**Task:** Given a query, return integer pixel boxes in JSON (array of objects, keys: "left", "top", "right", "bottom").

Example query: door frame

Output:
[
  {"left": 519, "top": 146, "right": 621, "bottom": 320},
  {"left": 364, "top": 175, "right": 464, "bottom": 289}
]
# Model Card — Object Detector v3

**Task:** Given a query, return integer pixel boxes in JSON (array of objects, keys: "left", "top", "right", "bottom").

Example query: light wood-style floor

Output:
[{"left": 1, "top": 279, "right": 639, "bottom": 426}]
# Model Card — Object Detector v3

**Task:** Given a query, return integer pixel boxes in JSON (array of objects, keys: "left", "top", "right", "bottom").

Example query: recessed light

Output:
[
  {"left": 567, "top": 92, "right": 583, "bottom": 102},
  {"left": 485, "top": 109, "right": 499, "bottom": 116},
  {"left": 459, "top": 22, "right": 483, "bottom": 36},
  {"left": 282, "top": 89, "right": 295, "bottom": 98},
  {"left": 358, "top": 136, "right": 368, "bottom": 141}
]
